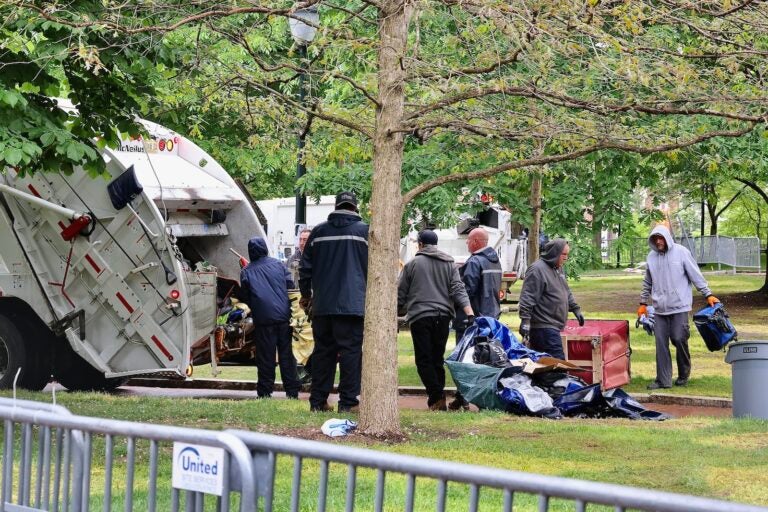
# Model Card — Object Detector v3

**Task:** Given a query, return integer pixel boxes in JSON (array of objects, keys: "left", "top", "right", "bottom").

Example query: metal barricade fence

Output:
[
  {"left": 230, "top": 429, "right": 768, "bottom": 512},
  {"left": 0, "top": 405, "right": 256, "bottom": 512}
]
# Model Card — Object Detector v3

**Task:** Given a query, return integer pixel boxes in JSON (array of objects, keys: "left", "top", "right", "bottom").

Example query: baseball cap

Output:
[
  {"left": 335, "top": 191, "right": 358, "bottom": 209},
  {"left": 417, "top": 229, "right": 438, "bottom": 245}
]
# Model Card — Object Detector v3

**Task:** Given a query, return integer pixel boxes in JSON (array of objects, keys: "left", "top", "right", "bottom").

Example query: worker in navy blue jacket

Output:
[
  {"left": 299, "top": 191, "right": 369, "bottom": 413},
  {"left": 240, "top": 237, "right": 301, "bottom": 399},
  {"left": 455, "top": 228, "right": 502, "bottom": 341}
]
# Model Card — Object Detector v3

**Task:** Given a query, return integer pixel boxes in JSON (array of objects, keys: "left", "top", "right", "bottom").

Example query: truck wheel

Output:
[
  {"left": 0, "top": 314, "right": 51, "bottom": 391},
  {"left": 54, "top": 340, "right": 124, "bottom": 392}
]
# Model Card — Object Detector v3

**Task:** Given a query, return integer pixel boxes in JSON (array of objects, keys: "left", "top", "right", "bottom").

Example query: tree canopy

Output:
[{"left": 3, "top": 0, "right": 768, "bottom": 434}]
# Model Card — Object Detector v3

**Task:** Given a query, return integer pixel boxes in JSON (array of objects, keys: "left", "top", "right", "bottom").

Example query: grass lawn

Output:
[
  {"left": 3, "top": 390, "right": 768, "bottom": 508},
  {"left": 2, "top": 273, "right": 767, "bottom": 509},
  {"left": 194, "top": 271, "right": 768, "bottom": 399}
]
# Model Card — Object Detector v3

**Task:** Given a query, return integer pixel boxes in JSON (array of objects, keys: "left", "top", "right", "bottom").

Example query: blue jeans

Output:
[{"left": 529, "top": 328, "right": 565, "bottom": 359}]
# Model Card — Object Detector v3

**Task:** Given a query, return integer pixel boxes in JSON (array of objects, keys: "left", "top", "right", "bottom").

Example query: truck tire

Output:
[
  {"left": 54, "top": 339, "right": 125, "bottom": 392},
  {"left": 0, "top": 314, "right": 51, "bottom": 391}
]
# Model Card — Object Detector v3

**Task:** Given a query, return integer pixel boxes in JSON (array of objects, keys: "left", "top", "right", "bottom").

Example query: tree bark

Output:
[
  {"left": 528, "top": 172, "right": 542, "bottom": 264},
  {"left": 359, "top": 0, "right": 410, "bottom": 436}
]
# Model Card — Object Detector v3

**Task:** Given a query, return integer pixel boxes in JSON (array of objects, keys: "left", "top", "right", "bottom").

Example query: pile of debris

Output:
[{"left": 445, "top": 317, "right": 668, "bottom": 420}]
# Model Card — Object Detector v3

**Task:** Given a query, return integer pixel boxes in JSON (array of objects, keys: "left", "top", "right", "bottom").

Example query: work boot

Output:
[
  {"left": 338, "top": 404, "right": 360, "bottom": 413},
  {"left": 674, "top": 377, "right": 689, "bottom": 387},
  {"left": 429, "top": 398, "right": 447, "bottom": 411},
  {"left": 310, "top": 402, "right": 334, "bottom": 412},
  {"left": 646, "top": 380, "right": 671, "bottom": 390},
  {"left": 448, "top": 396, "right": 470, "bottom": 411}
]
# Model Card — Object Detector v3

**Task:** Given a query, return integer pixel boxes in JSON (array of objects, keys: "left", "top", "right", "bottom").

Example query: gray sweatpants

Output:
[{"left": 653, "top": 312, "right": 691, "bottom": 387}]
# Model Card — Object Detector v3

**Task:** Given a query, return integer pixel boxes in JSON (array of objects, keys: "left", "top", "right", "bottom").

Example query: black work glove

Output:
[
  {"left": 299, "top": 296, "right": 312, "bottom": 314},
  {"left": 519, "top": 320, "right": 530, "bottom": 339},
  {"left": 465, "top": 315, "right": 475, "bottom": 327},
  {"left": 574, "top": 309, "right": 585, "bottom": 327}
]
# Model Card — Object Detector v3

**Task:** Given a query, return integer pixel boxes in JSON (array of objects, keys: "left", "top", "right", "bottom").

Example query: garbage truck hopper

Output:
[{"left": 0, "top": 117, "right": 265, "bottom": 390}]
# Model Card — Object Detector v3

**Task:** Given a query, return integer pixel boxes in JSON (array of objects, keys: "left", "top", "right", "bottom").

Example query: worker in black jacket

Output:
[
  {"left": 299, "top": 191, "right": 369, "bottom": 413},
  {"left": 240, "top": 236, "right": 301, "bottom": 399}
]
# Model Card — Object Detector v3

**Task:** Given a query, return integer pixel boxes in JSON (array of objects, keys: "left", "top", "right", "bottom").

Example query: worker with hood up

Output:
[
  {"left": 240, "top": 236, "right": 301, "bottom": 400},
  {"left": 518, "top": 238, "right": 584, "bottom": 359},
  {"left": 639, "top": 225, "right": 719, "bottom": 389}
]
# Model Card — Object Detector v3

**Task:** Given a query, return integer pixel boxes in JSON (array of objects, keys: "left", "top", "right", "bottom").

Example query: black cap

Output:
[
  {"left": 418, "top": 229, "right": 438, "bottom": 245},
  {"left": 335, "top": 191, "right": 358, "bottom": 209}
]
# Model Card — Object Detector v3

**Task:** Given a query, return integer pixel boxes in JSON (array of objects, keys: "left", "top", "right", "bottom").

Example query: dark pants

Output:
[
  {"left": 653, "top": 312, "right": 691, "bottom": 387},
  {"left": 410, "top": 315, "right": 451, "bottom": 406},
  {"left": 529, "top": 328, "right": 565, "bottom": 360},
  {"left": 309, "top": 315, "right": 364, "bottom": 409},
  {"left": 254, "top": 322, "right": 301, "bottom": 398}
]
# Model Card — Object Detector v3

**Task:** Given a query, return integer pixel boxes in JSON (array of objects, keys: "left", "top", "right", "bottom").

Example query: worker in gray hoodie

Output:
[
  {"left": 398, "top": 230, "right": 474, "bottom": 411},
  {"left": 639, "top": 225, "right": 719, "bottom": 389},
  {"left": 518, "top": 239, "right": 584, "bottom": 359}
]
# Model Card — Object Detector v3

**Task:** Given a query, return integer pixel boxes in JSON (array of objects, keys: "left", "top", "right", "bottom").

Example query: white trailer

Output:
[
  {"left": 255, "top": 195, "right": 335, "bottom": 261},
  {"left": 0, "top": 115, "right": 265, "bottom": 390},
  {"left": 399, "top": 206, "right": 528, "bottom": 302}
]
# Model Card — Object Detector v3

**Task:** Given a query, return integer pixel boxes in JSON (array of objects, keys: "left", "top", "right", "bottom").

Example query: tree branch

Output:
[{"left": 402, "top": 124, "right": 759, "bottom": 204}]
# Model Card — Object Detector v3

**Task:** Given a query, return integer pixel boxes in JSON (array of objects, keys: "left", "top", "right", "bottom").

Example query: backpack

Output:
[
  {"left": 693, "top": 303, "right": 737, "bottom": 352},
  {"left": 472, "top": 337, "right": 510, "bottom": 368}
]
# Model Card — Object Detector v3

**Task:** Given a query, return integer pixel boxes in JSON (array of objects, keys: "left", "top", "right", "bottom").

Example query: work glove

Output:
[
  {"left": 519, "top": 320, "right": 530, "bottom": 339},
  {"left": 299, "top": 296, "right": 312, "bottom": 314},
  {"left": 465, "top": 315, "right": 476, "bottom": 327},
  {"left": 574, "top": 310, "right": 585, "bottom": 327},
  {"left": 637, "top": 304, "right": 647, "bottom": 318},
  {"left": 707, "top": 295, "right": 720, "bottom": 307}
]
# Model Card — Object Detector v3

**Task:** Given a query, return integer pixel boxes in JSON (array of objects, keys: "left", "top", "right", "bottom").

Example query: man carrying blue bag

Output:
[{"left": 638, "top": 225, "right": 720, "bottom": 390}]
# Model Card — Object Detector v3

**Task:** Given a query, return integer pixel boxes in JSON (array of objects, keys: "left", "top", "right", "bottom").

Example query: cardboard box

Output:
[
  {"left": 560, "top": 320, "right": 631, "bottom": 389},
  {"left": 511, "top": 357, "right": 581, "bottom": 375}
]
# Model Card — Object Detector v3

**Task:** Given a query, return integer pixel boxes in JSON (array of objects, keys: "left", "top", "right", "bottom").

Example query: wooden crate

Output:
[{"left": 560, "top": 319, "right": 631, "bottom": 390}]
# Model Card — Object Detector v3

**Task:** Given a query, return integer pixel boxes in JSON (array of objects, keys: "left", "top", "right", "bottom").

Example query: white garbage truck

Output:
[{"left": 0, "top": 115, "right": 266, "bottom": 390}]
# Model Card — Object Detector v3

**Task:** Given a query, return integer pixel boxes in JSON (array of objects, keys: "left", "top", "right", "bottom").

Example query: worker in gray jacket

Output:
[
  {"left": 398, "top": 230, "right": 474, "bottom": 411},
  {"left": 518, "top": 238, "right": 584, "bottom": 359},
  {"left": 639, "top": 225, "right": 719, "bottom": 389}
]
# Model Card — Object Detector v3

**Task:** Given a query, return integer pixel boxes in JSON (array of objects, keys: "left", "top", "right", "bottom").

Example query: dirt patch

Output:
[
  {"left": 268, "top": 426, "right": 410, "bottom": 445},
  {"left": 717, "top": 290, "right": 768, "bottom": 317}
]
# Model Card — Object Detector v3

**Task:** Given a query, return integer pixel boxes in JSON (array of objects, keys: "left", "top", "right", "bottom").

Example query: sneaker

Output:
[
  {"left": 448, "top": 397, "right": 470, "bottom": 411},
  {"left": 310, "top": 402, "right": 334, "bottom": 412},
  {"left": 338, "top": 404, "right": 360, "bottom": 413},
  {"left": 647, "top": 381, "right": 671, "bottom": 390},
  {"left": 674, "top": 377, "right": 689, "bottom": 387},
  {"left": 429, "top": 398, "right": 448, "bottom": 411}
]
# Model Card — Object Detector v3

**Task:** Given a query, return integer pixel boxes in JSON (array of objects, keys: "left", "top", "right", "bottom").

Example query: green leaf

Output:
[
  {"left": 4, "top": 147, "right": 23, "bottom": 166},
  {"left": 65, "top": 143, "right": 84, "bottom": 161}
]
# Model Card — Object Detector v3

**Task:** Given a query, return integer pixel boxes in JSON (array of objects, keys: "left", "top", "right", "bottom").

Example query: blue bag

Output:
[{"left": 693, "top": 303, "right": 737, "bottom": 352}]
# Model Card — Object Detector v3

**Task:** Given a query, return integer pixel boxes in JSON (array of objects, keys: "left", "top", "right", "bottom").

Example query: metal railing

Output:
[
  {"left": 0, "top": 404, "right": 255, "bottom": 512},
  {"left": 230, "top": 429, "right": 768, "bottom": 512},
  {"left": 604, "top": 236, "right": 762, "bottom": 271},
  {"left": 2, "top": 399, "right": 766, "bottom": 512}
]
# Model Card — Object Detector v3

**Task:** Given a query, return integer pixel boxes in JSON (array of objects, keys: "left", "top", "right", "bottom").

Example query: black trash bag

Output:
[
  {"left": 107, "top": 165, "right": 143, "bottom": 210},
  {"left": 473, "top": 339, "right": 511, "bottom": 368},
  {"left": 603, "top": 388, "right": 671, "bottom": 421},
  {"left": 553, "top": 384, "right": 612, "bottom": 418}
]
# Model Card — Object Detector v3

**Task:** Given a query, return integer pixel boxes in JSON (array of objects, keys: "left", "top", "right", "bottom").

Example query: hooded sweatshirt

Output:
[
  {"left": 299, "top": 210, "right": 369, "bottom": 316},
  {"left": 518, "top": 239, "right": 580, "bottom": 330},
  {"left": 460, "top": 246, "right": 502, "bottom": 319},
  {"left": 640, "top": 225, "right": 711, "bottom": 315},
  {"left": 397, "top": 244, "right": 470, "bottom": 324},
  {"left": 240, "top": 237, "right": 295, "bottom": 325}
]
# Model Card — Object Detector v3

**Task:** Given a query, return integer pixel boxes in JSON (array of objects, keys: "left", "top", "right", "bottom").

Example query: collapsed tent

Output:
[{"left": 445, "top": 317, "right": 669, "bottom": 420}]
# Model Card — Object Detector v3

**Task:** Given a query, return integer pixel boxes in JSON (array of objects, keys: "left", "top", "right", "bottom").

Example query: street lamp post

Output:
[{"left": 289, "top": 5, "right": 319, "bottom": 231}]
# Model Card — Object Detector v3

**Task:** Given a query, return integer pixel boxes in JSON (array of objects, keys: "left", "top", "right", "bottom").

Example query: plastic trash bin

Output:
[{"left": 725, "top": 341, "right": 768, "bottom": 419}]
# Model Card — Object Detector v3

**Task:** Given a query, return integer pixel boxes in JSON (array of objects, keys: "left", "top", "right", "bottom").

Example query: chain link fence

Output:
[{"left": 604, "top": 236, "right": 762, "bottom": 271}]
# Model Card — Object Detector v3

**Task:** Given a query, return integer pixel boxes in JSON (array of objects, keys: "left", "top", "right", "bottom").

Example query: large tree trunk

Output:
[
  {"left": 528, "top": 172, "right": 542, "bottom": 264},
  {"left": 359, "top": 0, "right": 409, "bottom": 436}
]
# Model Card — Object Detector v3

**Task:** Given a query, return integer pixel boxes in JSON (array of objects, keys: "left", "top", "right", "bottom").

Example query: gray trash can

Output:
[{"left": 725, "top": 341, "right": 768, "bottom": 419}]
